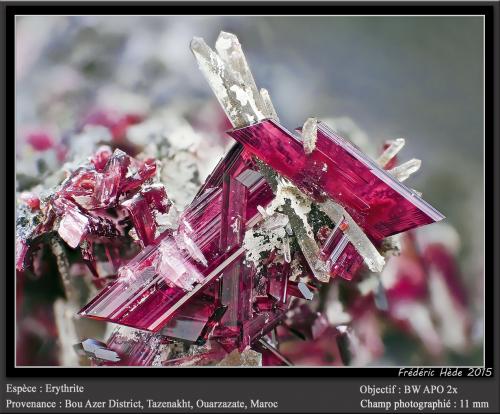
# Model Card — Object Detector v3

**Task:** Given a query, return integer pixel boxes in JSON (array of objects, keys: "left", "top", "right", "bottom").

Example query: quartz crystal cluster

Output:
[{"left": 16, "top": 31, "right": 446, "bottom": 366}]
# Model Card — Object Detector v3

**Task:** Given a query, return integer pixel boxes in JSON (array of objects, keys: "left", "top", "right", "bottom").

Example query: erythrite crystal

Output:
[
  {"left": 287, "top": 281, "right": 315, "bottom": 300},
  {"left": 259, "top": 88, "right": 279, "bottom": 122},
  {"left": 19, "top": 192, "right": 41, "bottom": 210},
  {"left": 319, "top": 217, "right": 363, "bottom": 280},
  {"left": 121, "top": 194, "right": 157, "bottom": 246},
  {"left": 57, "top": 204, "right": 91, "bottom": 248},
  {"left": 79, "top": 146, "right": 275, "bottom": 333},
  {"left": 90, "top": 145, "right": 113, "bottom": 171},
  {"left": 160, "top": 296, "right": 225, "bottom": 344},
  {"left": 94, "top": 149, "right": 126, "bottom": 207},
  {"left": 53, "top": 197, "right": 120, "bottom": 249},
  {"left": 227, "top": 120, "right": 444, "bottom": 240},
  {"left": 284, "top": 304, "right": 329, "bottom": 341}
]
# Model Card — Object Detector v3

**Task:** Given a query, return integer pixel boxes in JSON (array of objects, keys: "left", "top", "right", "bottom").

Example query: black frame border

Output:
[{"left": 3, "top": 1, "right": 498, "bottom": 379}]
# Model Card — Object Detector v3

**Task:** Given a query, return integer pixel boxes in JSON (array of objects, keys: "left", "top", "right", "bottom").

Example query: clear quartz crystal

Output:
[
  {"left": 259, "top": 88, "right": 279, "bottom": 121},
  {"left": 268, "top": 177, "right": 330, "bottom": 282},
  {"left": 278, "top": 186, "right": 330, "bottom": 282},
  {"left": 282, "top": 234, "right": 292, "bottom": 263},
  {"left": 257, "top": 205, "right": 269, "bottom": 218},
  {"left": 319, "top": 199, "right": 385, "bottom": 272},
  {"left": 79, "top": 339, "right": 121, "bottom": 362},
  {"left": 81, "top": 339, "right": 106, "bottom": 354},
  {"left": 377, "top": 138, "right": 405, "bottom": 167},
  {"left": 374, "top": 276, "right": 389, "bottom": 311},
  {"left": 260, "top": 212, "right": 289, "bottom": 231},
  {"left": 215, "top": 31, "right": 266, "bottom": 115},
  {"left": 190, "top": 33, "right": 268, "bottom": 128},
  {"left": 302, "top": 117, "right": 317, "bottom": 154},
  {"left": 388, "top": 158, "right": 422, "bottom": 182},
  {"left": 297, "top": 282, "right": 314, "bottom": 300},
  {"left": 94, "top": 348, "right": 121, "bottom": 362}
]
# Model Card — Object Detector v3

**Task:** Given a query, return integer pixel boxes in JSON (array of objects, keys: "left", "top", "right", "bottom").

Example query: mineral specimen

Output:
[
  {"left": 227, "top": 120, "right": 443, "bottom": 239},
  {"left": 16, "top": 30, "right": 446, "bottom": 367}
]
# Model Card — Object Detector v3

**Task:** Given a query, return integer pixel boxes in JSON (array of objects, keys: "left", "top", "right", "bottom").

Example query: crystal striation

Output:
[{"left": 227, "top": 119, "right": 445, "bottom": 240}]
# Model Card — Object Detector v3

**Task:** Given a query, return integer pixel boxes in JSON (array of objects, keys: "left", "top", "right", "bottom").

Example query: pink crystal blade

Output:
[
  {"left": 121, "top": 195, "right": 157, "bottom": 246},
  {"left": 227, "top": 119, "right": 444, "bottom": 240},
  {"left": 320, "top": 217, "right": 364, "bottom": 280},
  {"left": 79, "top": 147, "right": 274, "bottom": 333}
]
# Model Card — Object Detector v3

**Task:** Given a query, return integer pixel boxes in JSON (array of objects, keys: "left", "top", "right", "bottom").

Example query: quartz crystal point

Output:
[
  {"left": 286, "top": 204, "right": 331, "bottom": 283},
  {"left": 259, "top": 88, "right": 279, "bottom": 121},
  {"left": 377, "top": 138, "right": 405, "bottom": 168},
  {"left": 227, "top": 119, "right": 445, "bottom": 240},
  {"left": 318, "top": 200, "right": 385, "bottom": 274},
  {"left": 388, "top": 158, "right": 422, "bottom": 182},
  {"left": 75, "top": 339, "right": 121, "bottom": 362},
  {"left": 265, "top": 181, "right": 331, "bottom": 282},
  {"left": 302, "top": 117, "right": 318, "bottom": 154},
  {"left": 215, "top": 31, "right": 267, "bottom": 118},
  {"left": 190, "top": 37, "right": 266, "bottom": 128},
  {"left": 284, "top": 304, "right": 329, "bottom": 341}
]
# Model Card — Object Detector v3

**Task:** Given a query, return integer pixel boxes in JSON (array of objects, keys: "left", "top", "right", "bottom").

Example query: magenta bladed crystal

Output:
[
  {"left": 121, "top": 194, "right": 157, "bottom": 246},
  {"left": 227, "top": 119, "right": 444, "bottom": 240},
  {"left": 319, "top": 217, "right": 364, "bottom": 280},
  {"left": 97, "top": 329, "right": 165, "bottom": 366},
  {"left": 79, "top": 145, "right": 274, "bottom": 334}
]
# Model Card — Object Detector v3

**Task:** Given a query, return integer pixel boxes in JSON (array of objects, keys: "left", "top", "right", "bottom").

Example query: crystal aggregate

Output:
[{"left": 16, "top": 31, "right": 446, "bottom": 366}]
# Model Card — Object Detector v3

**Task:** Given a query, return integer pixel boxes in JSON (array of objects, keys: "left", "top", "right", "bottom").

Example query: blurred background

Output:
[{"left": 15, "top": 15, "right": 484, "bottom": 366}]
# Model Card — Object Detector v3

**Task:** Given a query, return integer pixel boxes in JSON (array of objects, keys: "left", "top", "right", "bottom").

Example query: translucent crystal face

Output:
[
  {"left": 79, "top": 145, "right": 277, "bottom": 339},
  {"left": 228, "top": 119, "right": 444, "bottom": 240}
]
